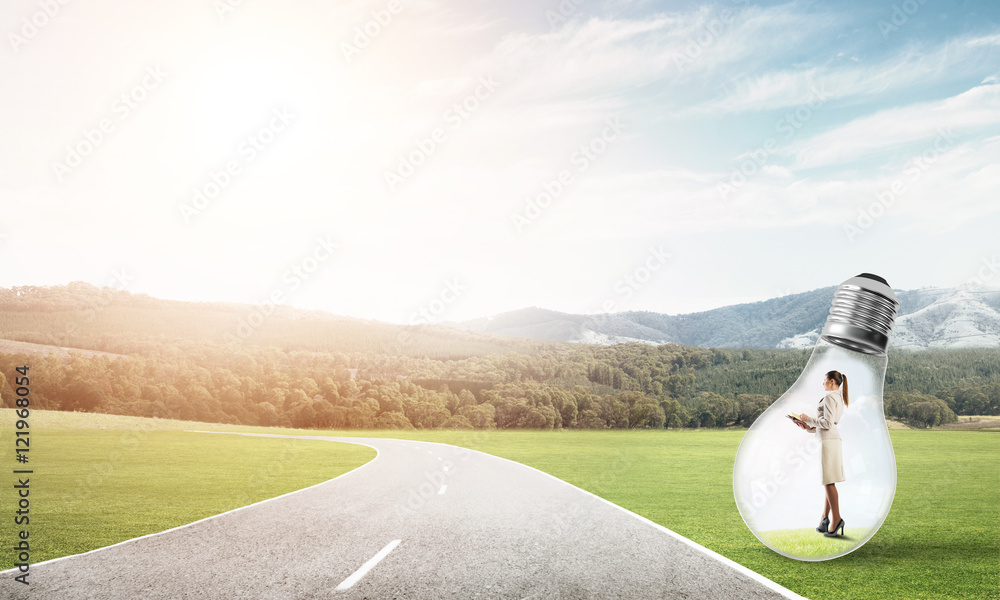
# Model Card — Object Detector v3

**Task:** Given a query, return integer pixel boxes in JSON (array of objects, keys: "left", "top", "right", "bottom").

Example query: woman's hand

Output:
[{"left": 799, "top": 413, "right": 809, "bottom": 423}]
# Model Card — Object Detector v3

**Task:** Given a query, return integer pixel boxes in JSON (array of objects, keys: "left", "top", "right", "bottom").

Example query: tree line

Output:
[
  {"left": 1, "top": 283, "right": 998, "bottom": 429},
  {"left": 1, "top": 341, "right": 996, "bottom": 430}
]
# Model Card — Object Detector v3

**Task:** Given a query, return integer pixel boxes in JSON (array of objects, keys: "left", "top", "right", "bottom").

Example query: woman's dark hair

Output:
[{"left": 826, "top": 370, "right": 849, "bottom": 407}]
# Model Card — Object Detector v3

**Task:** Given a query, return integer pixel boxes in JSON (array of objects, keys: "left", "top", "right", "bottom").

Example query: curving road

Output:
[{"left": 2, "top": 433, "right": 806, "bottom": 599}]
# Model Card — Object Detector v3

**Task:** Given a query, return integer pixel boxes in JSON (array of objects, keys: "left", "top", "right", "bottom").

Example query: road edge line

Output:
[
  {"left": 0, "top": 432, "right": 380, "bottom": 574},
  {"left": 358, "top": 436, "right": 810, "bottom": 600}
]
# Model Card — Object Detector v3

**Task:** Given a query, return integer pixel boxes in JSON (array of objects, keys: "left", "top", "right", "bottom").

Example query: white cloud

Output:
[
  {"left": 965, "top": 33, "right": 1000, "bottom": 47},
  {"left": 788, "top": 82, "right": 1000, "bottom": 170},
  {"left": 476, "top": 4, "right": 833, "bottom": 111},
  {"left": 691, "top": 36, "right": 997, "bottom": 114}
]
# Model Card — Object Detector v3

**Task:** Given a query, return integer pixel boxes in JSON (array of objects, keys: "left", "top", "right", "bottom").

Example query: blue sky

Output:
[{"left": 1, "top": 0, "right": 999, "bottom": 323}]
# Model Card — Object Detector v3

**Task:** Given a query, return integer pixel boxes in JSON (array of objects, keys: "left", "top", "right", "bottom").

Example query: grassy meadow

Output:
[
  {"left": 0, "top": 410, "right": 375, "bottom": 568},
  {"left": 1, "top": 410, "right": 997, "bottom": 600},
  {"left": 757, "top": 528, "right": 869, "bottom": 560}
]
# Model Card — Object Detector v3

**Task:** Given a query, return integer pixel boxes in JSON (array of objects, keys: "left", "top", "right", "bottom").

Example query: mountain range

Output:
[{"left": 448, "top": 284, "right": 1000, "bottom": 350}]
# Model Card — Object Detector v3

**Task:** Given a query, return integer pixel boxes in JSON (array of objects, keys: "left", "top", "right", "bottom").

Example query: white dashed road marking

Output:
[{"left": 335, "top": 539, "right": 402, "bottom": 591}]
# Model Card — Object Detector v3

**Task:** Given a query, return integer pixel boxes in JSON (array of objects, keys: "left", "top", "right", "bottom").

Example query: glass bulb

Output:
[{"left": 733, "top": 273, "right": 900, "bottom": 561}]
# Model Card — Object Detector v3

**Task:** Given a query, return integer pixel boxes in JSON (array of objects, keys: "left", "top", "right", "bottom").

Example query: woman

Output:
[{"left": 793, "top": 370, "right": 848, "bottom": 537}]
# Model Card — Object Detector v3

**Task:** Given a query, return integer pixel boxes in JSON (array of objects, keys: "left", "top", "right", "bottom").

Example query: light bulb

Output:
[{"left": 733, "top": 273, "right": 899, "bottom": 561}]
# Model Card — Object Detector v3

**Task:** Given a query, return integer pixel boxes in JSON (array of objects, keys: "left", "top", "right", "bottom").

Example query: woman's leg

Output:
[
  {"left": 825, "top": 483, "right": 841, "bottom": 530},
  {"left": 821, "top": 495, "right": 830, "bottom": 520}
]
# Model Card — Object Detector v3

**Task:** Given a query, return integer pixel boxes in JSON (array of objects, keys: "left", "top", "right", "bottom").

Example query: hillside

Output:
[
  {"left": 451, "top": 285, "right": 1000, "bottom": 350},
  {"left": 1, "top": 283, "right": 997, "bottom": 432},
  {"left": 0, "top": 338, "right": 122, "bottom": 360},
  {"left": 0, "top": 283, "right": 553, "bottom": 359}
]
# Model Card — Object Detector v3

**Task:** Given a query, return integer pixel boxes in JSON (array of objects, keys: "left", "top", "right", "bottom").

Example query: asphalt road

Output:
[{"left": 2, "top": 433, "right": 807, "bottom": 599}]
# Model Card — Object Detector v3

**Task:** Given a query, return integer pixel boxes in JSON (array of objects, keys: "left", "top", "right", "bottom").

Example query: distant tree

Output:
[
  {"left": 616, "top": 391, "right": 663, "bottom": 428},
  {"left": 457, "top": 389, "right": 477, "bottom": 409},
  {"left": 346, "top": 405, "right": 377, "bottom": 428},
  {"left": 736, "top": 394, "right": 772, "bottom": 427},
  {"left": 376, "top": 411, "right": 414, "bottom": 430},
  {"left": 660, "top": 397, "right": 686, "bottom": 429},
  {"left": 283, "top": 389, "right": 310, "bottom": 412},
  {"left": 62, "top": 379, "right": 108, "bottom": 412},
  {"left": 694, "top": 392, "right": 736, "bottom": 427},
  {"left": 457, "top": 403, "right": 496, "bottom": 429},
  {"left": 576, "top": 409, "right": 605, "bottom": 429},
  {"left": 905, "top": 397, "right": 956, "bottom": 428},
  {"left": 444, "top": 414, "right": 474, "bottom": 429},
  {"left": 572, "top": 386, "right": 598, "bottom": 414},
  {"left": 256, "top": 402, "right": 280, "bottom": 427},
  {"left": 406, "top": 400, "right": 450, "bottom": 429},
  {"left": 519, "top": 405, "right": 557, "bottom": 429},
  {"left": 493, "top": 397, "right": 529, "bottom": 429},
  {"left": 597, "top": 396, "right": 629, "bottom": 428},
  {"left": 287, "top": 403, "right": 314, "bottom": 428},
  {"left": 550, "top": 388, "right": 577, "bottom": 428}
]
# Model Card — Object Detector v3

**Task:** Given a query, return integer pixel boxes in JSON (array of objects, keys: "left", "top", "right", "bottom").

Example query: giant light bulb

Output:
[{"left": 733, "top": 273, "right": 899, "bottom": 561}]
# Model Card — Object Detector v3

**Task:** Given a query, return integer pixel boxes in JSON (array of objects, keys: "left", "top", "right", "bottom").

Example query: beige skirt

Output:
[{"left": 821, "top": 439, "right": 845, "bottom": 485}]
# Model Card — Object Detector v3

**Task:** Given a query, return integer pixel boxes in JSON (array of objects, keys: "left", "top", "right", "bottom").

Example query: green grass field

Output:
[
  {"left": 757, "top": 528, "right": 867, "bottom": 560},
  {"left": 0, "top": 411, "right": 375, "bottom": 569},
  {"left": 2, "top": 411, "right": 997, "bottom": 600}
]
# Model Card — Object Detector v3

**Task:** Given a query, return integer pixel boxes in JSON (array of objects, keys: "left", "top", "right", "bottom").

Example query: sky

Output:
[{"left": 2, "top": 0, "right": 999, "bottom": 324}]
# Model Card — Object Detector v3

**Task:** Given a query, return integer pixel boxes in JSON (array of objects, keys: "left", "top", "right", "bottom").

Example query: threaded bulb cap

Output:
[{"left": 820, "top": 273, "right": 899, "bottom": 355}]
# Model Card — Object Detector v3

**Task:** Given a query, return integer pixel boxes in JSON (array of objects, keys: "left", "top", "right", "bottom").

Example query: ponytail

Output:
[{"left": 826, "top": 370, "right": 849, "bottom": 407}]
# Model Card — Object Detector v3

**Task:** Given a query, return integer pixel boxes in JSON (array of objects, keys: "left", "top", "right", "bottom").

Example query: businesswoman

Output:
[{"left": 793, "top": 370, "right": 848, "bottom": 537}]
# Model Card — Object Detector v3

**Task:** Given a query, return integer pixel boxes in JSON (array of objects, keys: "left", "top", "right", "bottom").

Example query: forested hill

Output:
[
  {"left": 452, "top": 284, "right": 1000, "bottom": 350},
  {"left": 1, "top": 283, "right": 998, "bottom": 431},
  {"left": 0, "top": 283, "right": 552, "bottom": 359}
]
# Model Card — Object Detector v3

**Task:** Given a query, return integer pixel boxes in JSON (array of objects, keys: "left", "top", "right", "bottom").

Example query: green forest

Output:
[{"left": 1, "top": 284, "right": 998, "bottom": 430}]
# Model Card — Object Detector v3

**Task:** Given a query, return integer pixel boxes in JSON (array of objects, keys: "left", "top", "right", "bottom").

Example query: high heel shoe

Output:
[
  {"left": 816, "top": 517, "right": 829, "bottom": 533},
  {"left": 823, "top": 518, "right": 845, "bottom": 537}
]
